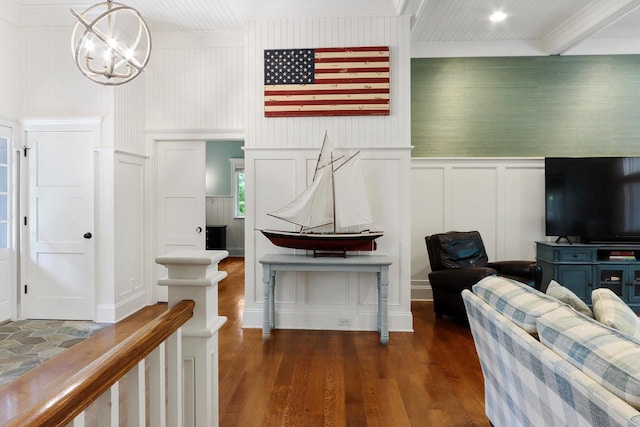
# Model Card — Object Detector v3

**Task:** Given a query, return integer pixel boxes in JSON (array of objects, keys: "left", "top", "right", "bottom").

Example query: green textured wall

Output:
[{"left": 411, "top": 56, "right": 640, "bottom": 157}]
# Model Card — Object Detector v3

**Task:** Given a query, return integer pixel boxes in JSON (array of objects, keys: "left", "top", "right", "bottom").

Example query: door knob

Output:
[
  {"left": 84, "top": 232, "right": 93, "bottom": 239},
  {"left": 196, "top": 227, "right": 203, "bottom": 233}
]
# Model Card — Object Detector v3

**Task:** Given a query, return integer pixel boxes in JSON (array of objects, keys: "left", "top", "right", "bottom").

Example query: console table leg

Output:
[
  {"left": 269, "top": 272, "right": 276, "bottom": 330},
  {"left": 262, "top": 265, "right": 271, "bottom": 341},
  {"left": 379, "top": 268, "right": 389, "bottom": 345}
]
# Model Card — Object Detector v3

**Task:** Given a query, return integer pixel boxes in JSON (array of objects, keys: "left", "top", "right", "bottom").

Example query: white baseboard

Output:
[
  {"left": 242, "top": 308, "right": 413, "bottom": 332},
  {"left": 96, "top": 291, "right": 147, "bottom": 323}
]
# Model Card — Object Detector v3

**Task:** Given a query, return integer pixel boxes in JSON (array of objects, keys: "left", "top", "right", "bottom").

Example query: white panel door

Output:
[
  {"left": 0, "top": 126, "right": 12, "bottom": 321},
  {"left": 155, "top": 141, "right": 206, "bottom": 301},
  {"left": 25, "top": 131, "right": 94, "bottom": 320}
]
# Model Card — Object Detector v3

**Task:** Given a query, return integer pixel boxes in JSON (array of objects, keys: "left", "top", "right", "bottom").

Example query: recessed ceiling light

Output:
[{"left": 490, "top": 11, "right": 507, "bottom": 22}]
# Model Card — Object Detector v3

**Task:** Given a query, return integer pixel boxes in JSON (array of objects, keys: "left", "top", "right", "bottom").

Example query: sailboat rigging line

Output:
[
  {"left": 333, "top": 151, "right": 360, "bottom": 173},
  {"left": 266, "top": 212, "right": 332, "bottom": 230},
  {"left": 316, "top": 155, "right": 346, "bottom": 172}
]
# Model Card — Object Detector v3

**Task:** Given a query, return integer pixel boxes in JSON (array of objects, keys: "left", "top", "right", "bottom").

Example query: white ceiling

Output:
[{"left": 6, "top": 0, "right": 640, "bottom": 56}]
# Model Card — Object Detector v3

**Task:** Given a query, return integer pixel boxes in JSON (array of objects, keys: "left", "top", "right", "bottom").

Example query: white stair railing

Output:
[{"left": 1, "top": 250, "right": 228, "bottom": 427}]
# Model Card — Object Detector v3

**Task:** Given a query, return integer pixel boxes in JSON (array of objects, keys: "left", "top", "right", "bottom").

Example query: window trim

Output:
[{"left": 230, "top": 158, "right": 245, "bottom": 219}]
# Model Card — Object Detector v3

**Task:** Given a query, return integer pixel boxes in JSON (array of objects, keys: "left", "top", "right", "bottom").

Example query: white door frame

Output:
[
  {"left": 145, "top": 130, "right": 244, "bottom": 304},
  {"left": 20, "top": 117, "right": 101, "bottom": 320}
]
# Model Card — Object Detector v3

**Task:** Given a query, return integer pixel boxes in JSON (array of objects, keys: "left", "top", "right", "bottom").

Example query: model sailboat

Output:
[{"left": 261, "top": 132, "right": 383, "bottom": 256}]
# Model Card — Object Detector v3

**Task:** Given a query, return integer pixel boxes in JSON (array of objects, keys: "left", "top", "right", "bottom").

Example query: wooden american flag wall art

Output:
[{"left": 263, "top": 46, "right": 390, "bottom": 117}]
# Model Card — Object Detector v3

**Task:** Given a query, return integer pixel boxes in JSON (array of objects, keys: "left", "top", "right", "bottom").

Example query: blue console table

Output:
[{"left": 259, "top": 254, "right": 393, "bottom": 345}]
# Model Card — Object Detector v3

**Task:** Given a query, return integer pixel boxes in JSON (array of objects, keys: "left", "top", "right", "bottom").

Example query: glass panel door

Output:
[{"left": 597, "top": 266, "right": 624, "bottom": 297}]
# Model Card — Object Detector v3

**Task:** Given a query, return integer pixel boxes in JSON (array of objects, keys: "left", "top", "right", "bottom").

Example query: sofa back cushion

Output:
[
  {"left": 592, "top": 288, "right": 640, "bottom": 340},
  {"left": 537, "top": 305, "right": 640, "bottom": 410},
  {"left": 473, "top": 275, "right": 561, "bottom": 334}
]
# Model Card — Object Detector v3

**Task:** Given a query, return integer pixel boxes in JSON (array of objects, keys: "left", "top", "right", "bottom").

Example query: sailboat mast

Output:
[
  {"left": 331, "top": 151, "right": 336, "bottom": 233},
  {"left": 312, "top": 130, "right": 328, "bottom": 182}
]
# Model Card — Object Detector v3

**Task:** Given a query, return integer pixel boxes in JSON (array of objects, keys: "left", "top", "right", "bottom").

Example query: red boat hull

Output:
[{"left": 261, "top": 229, "right": 382, "bottom": 252}]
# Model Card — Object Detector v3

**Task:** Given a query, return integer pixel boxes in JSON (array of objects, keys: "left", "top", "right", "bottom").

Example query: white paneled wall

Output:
[
  {"left": 115, "top": 78, "right": 146, "bottom": 155},
  {"left": 23, "top": 27, "right": 114, "bottom": 120},
  {"left": 144, "top": 45, "right": 245, "bottom": 131},
  {"left": 411, "top": 158, "right": 547, "bottom": 300},
  {"left": 246, "top": 147, "right": 412, "bottom": 332},
  {"left": 0, "top": 9, "right": 21, "bottom": 118},
  {"left": 245, "top": 17, "right": 411, "bottom": 149},
  {"left": 206, "top": 196, "right": 245, "bottom": 256},
  {"left": 114, "top": 153, "right": 146, "bottom": 320}
]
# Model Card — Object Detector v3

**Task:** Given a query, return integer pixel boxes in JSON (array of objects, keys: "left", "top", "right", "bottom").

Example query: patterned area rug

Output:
[{"left": 0, "top": 319, "right": 107, "bottom": 386}]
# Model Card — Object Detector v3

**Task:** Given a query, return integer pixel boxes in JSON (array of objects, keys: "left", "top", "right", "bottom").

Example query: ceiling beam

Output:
[{"left": 544, "top": 0, "right": 640, "bottom": 55}]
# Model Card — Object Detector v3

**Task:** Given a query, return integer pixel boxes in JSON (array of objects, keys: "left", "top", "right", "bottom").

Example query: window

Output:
[{"left": 230, "top": 159, "right": 245, "bottom": 218}]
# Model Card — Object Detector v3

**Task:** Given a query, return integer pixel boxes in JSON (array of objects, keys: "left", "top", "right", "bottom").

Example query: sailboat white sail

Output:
[
  {"left": 268, "top": 165, "right": 334, "bottom": 230},
  {"left": 334, "top": 154, "right": 374, "bottom": 230},
  {"left": 261, "top": 132, "right": 383, "bottom": 256}
]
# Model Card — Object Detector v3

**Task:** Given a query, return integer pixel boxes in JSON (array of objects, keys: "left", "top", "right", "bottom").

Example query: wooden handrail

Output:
[{"left": 4, "top": 299, "right": 195, "bottom": 427}]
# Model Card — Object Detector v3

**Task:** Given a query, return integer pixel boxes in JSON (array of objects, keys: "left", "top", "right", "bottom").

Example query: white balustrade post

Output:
[{"left": 156, "top": 250, "right": 229, "bottom": 427}]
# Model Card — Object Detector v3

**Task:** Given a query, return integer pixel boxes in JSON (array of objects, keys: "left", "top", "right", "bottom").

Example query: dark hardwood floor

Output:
[{"left": 217, "top": 257, "right": 489, "bottom": 427}]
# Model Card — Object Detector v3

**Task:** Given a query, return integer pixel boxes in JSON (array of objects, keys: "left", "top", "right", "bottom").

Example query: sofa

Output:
[{"left": 462, "top": 275, "right": 640, "bottom": 426}]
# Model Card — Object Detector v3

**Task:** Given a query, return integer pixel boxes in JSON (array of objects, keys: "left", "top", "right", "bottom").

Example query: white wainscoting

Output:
[
  {"left": 114, "top": 152, "right": 146, "bottom": 320},
  {"left": 244, "top": 147, "right": 413, "bottom": 333},
  {"left": 96, "top": 149, "right": 147, "bottom": 323},
  {"left": 411, "top": 157, "right": 547, "bottom": 300},
  {"left": 206, "top": 195, "right": 245, "bottom": 256}
]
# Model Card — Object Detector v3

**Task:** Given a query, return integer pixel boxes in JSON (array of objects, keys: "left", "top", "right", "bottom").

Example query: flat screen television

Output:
[{"left": 545, "top": 157, "right": 640, "bottom": 243}]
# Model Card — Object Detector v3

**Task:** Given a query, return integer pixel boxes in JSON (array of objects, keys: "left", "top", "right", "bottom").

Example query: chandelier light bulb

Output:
[
  {"left": 490, "top": 11, "right": 507, "bottom": 22},
  {"left": 83, "top": 39, "right": 94, "bottom": 52}
]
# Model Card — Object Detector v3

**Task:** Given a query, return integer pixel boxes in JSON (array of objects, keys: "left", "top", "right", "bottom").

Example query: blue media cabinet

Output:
[{"left": 536, "top": 242, "right": 640, "bottom": 313}]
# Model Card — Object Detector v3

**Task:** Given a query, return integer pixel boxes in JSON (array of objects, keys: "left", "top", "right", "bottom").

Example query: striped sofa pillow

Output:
[
  {"left": 472, "top": 275, "right": 561, "bottom": 334},
  {"left": 592, "top": 288, "right": 640, "bottom": 340},
  {"left": 538, "top": 305, "right": 640, "bottom": 410}
]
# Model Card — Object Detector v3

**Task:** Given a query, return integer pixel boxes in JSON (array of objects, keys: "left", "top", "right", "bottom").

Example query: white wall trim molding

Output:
[
  {"left": 20, "top": 117, "right": 103, "bottom": 132},
  {"left": 96, "top": 148, "right": 149, "bottom": 160},
  {"left": 96, "top": 303, "right": 116, "bottom": 323},
  {"left": 411, "top": 157, "right": 546, "bottom": 301},
  {"left": 115, "top": 290, "right": 147, "bottom": 323},
  {"left": 145, "top": 129, "right": 244, "bottom": 141}
]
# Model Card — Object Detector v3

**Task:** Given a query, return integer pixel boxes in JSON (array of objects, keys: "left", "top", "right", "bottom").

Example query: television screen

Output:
[{"left": 545, "top": 157, "right": 640, "bottom": 243}]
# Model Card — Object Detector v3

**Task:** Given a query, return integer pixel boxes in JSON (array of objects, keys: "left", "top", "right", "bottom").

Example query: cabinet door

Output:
[
  {"left": 596, "top": 265, "right": 625, "bottom": 298},
  {"left": 557, "top": 265, "right": 593, "bottom": 303},
  {"left": 625, "top": 266, "right": 640, "bottom": 309}
]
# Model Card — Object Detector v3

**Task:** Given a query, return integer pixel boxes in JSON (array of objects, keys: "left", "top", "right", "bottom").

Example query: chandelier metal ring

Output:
[{"left": 71, "top": 1, "right": 152, "bottom": 86}]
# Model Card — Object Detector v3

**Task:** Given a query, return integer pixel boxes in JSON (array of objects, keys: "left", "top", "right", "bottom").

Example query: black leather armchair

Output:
[{"left": 425, "top": 230, "right": 541, "bottom": 320}]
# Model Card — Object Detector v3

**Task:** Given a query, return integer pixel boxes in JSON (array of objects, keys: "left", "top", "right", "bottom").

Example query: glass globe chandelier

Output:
[{"left": 70, "top": 0, "right": 151, "bottom": 86}]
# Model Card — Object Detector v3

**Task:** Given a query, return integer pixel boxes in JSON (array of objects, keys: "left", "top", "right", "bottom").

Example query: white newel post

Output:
[{"left": 156, "top": 250, "right": 229, "bottom": 427}]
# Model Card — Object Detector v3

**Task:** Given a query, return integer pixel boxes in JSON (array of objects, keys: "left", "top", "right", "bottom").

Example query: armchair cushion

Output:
[
  {"left": 432, "top": 231, "right": 488, "bottom": 269},
  {"left": 428, "top": 267, "right": 497, "bottom": 292}
]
